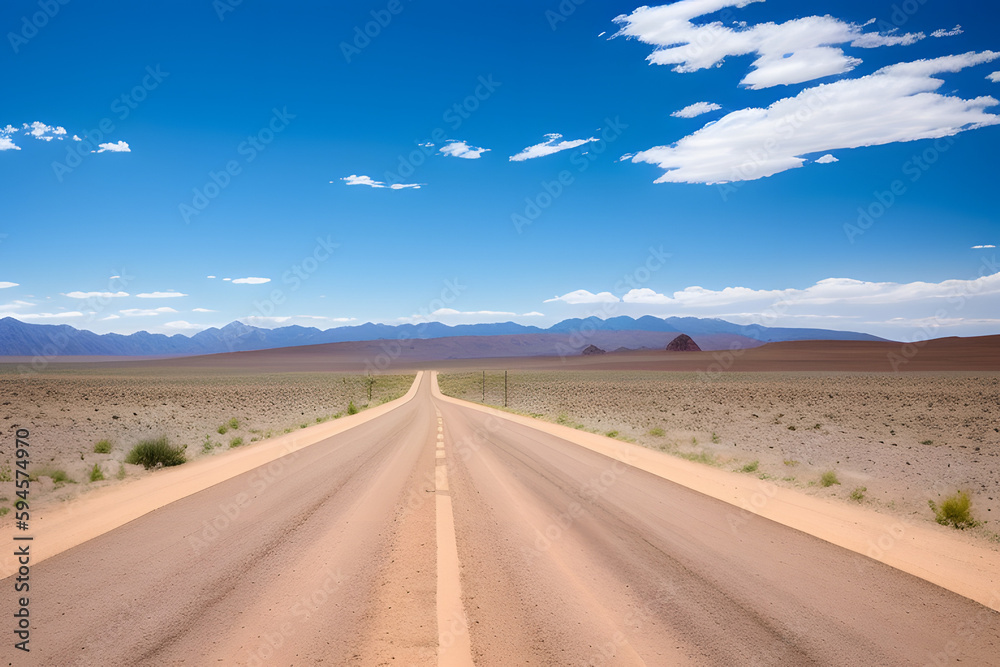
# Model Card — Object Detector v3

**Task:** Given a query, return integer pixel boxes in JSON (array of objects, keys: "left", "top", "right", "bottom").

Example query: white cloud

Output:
[
  {"left": 0, "top": 282, "right": 18, "bottom": 289},
  {"left": 102, "top": 314, "right": 120, "bottom": 321},
  {"left": 672, "top": 101, "right": 722, "bottom": 118},
  {"left": 0, "top": 125, "right": 20, "bottom": 151},
  {"left": 522, "top": 311, "right": 545, "bottom": 317},
  {"left": 988, "top": 72, "right": 1000, "bottom": 83},
  {"left": 544, "top": 289, "right": 621, "bottom": 305},
  {"left": 72, "top": 135, "right": 81, "bottom": 141},
  {"left": 815, "top": 154, "right": 839, "bottom": 164},
  {"left": 163, "top": 320, "right": 205, "bottom": 330},
  {"left": 509, "top": 133, "right": 596, "bottom": 161},
  {"left": 612, "top": 1, "right": 924, "bottom": 89},
  {"left": 64, "top": 290, "right": 129, "bottom": 299},
  {"left": 231, "top": 277, "right": 270, "bottom": 285},
  {"left": 242, "top": 316, "right": 292, "bottom": 326},
  {"left": 93, "top": 141, "right": 130, "bottom": 153},
  {"left": 109, "top": 275, "right": 120, "bottom": 279},
  {"left": 206, "top": 275, "right": 216, "bottom": 279},
  {"left": 339, "top": 174, "right": 422, "bottom": 189},
  {"left": 972, "top": 244, "right": 996, "bottom": 249},
  {"left": 628, "top": 52, "right": 1000, "bottom": 184},
  {"left": 620, "top": 273, "right": 1000, "bottom": 308},
  {"left": 932, "top": 25, "right": 963, "bottom": 38},
  {"left": 223, "top": 278, "right": 232, "bottom": 281},
  {"left": 23, "top": 122, "right": 67, "bottom": 141},
  {"left": 439, "top": 141, "right": 490, "bottom": 159},
  {"left": 18, "top": 311, "right": 84, "bottom": 320},
  {"left": 135, "top": 291, "right": 188, "bottom": 298},
  {"left": 120, "top": 307, "right": 178, "bottom": 317},
  {"left": 192, "top": 307, "right": 216, "bottom": 312},
  {"left": 431, "top": 308, "right": 516, "bottom": 317}
]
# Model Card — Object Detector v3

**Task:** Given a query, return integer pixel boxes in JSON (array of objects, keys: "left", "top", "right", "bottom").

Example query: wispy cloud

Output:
[
  {"left": 932, "top": 25, "right": 963, "bottom": 38},
  {"left": 509, "top": 133, "right": 596, "bottom": 161},
  {"left": 231, "top": 277, "right": 270, "bottom": 285},
  {"left": 440, "top": 140, "right": 490, "bottom": 159},
  {"left": 120, "top": 307, "right": 178, "bottom": 317},
  {"left": 192, "top": 307, "right": 216, "bottom": 312},
  {"left": 0, "top": 125, "right": 20, "bottom": 151},
  {"left": 627, "top": 52, "right": 1000, "bottom": 184},
  {"left": 671, "top": 101, "right": 721, "bottom": 118},
  {"left": 135, "top": 291, "right": 188, "bottom": 298},
  {"left": 972, "top": 244, "right": 996, "bottom": 249},
  {"left": 613, "top": 0, "right": 924, "bottom": 89},
  {"left": 815, "top": 154, "right": 839, "bottom": 164},
  {"left": 0, "top": 281, "right": 18, "bottom": 289},
  {"left": 544, "top": 289, "right": 620, "bottom": 305},
  {"left": 163, "top": 320, "right": 204, "bottom": 330},
  {"left": 338, "top": 174, "right": 422, "bottom": 189},
  {"left": 94, "top": 141, "right": 130, "bottom": 153},
  {"left": 64, "top": 290, "right": 129, "bottom": 299}
]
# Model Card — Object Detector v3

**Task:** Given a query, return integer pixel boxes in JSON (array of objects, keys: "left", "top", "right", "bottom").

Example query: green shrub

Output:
[
  {"left": 94, "top": 439, "right": 112, "bottom": 454},
  {"left": 217, "top": 424, "right": 228, "bottom": 435},
  {"left": 229, "top": 437, "right": 244, "bottom": 448},
  {"left": 929, "top": 491, "right": 979, "bottom": 529},
  {"left": 648, "top": 427, "right": 665, "bottom": 437},
  {"left": 920, "top": 439, "right": 934, "bottom": 446},
  {"left": 740, "top": 460, "right": 759, "bottom": 473},
  {"left": 711, "top": 432, "right": 721, "bottom": 444},
  {"left": 0, "top": 464, "right": 11, "bottom": 482},
  {"left": 820, "top": 470, "right": 840, "bottom": 488},
  {"left": 30, "top": 467, "right": 73, "bottom": 484},
  {"left": 227, "top": 417, "right": 239, "bottom": 430},
  {"left": 850, "top": 486, "right": 866, "bottom": 502},
  {"left": 89, "top": 463, "right": 105, "bottom": 482},
  {"left": 0, "top": 507, "right": 8, "bottom": 517},
  {"left": 125, "top": 437, "right": 186, "bottom": 469},
  {"left": 605, "top": 430, "right": 619, "bottom": 438},
  {"left": 347, "top": 400, "right": 359, "bottom": 415}
]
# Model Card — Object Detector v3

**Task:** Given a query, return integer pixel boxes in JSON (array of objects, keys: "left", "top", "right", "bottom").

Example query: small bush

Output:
[
  {"left": 31, "top": 467, "right": 73, "bottom": 485},
  {"left": 227, "top": 417, "right": 240, "bottom": 430},
  {"left": 89, "top": 463, "right": 105, "bottom": 483},
  {"left": 929, "top": 491, "right": 979, "bottom": 529},
  {"left": 0, "top": 464, "right": 11, "bottom": 482},
  {"left": 677, "top": 451, "right": 719, "bottom": 466},
  {"left": 229, "top": 436, "right": 244, "bottom": 448},
  {"left": 94, "top": 439, "right": 112, "bottom": 454},
  {"left": 783, "top": 459, "right": 799, "bottom": 467},
  {"left": 347, "top": 401, "right": 359, "bottom": 415},
  {"left": 606, "top": 430, "right": 619, "bottom": 438},
  {"left": 920, "top": 440, "right": 934, "bottom": 446},
  {"left": 850, "top": 486, "right": 866, "bottom": 502},
  {"left": 711, "top": 432, "right": 721, "bottom": 444},
  {"left": 557, "top": 413, "right": 569, "bottom": 425},
  {"left": 648, "top": 427, "right": 665, "bottom": 437},
  {"left": 125, "top": 437, "right": 186, "bottom": 469},
  {"left": 741, "top": 460, "right": 759, "bottom": 473},
  {"left": 0, "top": 507, "right": 8, "bottom": 517},
  {"left": 217, "top": 424, "right": 228, "bottom": 435},
  {"left": 820, "top": 471, "right": 840, "bottom": 487}
]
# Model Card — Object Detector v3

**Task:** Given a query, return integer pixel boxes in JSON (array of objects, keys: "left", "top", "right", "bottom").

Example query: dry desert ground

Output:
[
  {"left": 439, "top": 369, "right": 1000, "bottom": 544},
  {"left": 0, "top": 367, "right": 413, "bottom": 513}
]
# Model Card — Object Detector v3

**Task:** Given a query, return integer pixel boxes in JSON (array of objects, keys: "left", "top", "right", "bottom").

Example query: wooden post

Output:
[
  {"left": 504, "top": 370, "right": 507, "bottom": 407},
  {"left": 482, "top": 370, "right": 485, "bottom": 403}
]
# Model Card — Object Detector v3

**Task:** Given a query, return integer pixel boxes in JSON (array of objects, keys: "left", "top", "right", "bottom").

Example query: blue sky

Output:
[{"left": 1, "top": 0, "right": 998, "bottom": 340}]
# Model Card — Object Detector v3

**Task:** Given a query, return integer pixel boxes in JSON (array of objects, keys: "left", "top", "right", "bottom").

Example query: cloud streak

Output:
[
  {"left": 339, "top": 174, "right": 422, "bottom": 189},
  {"left": 510, "top": 133, "right": 596, "bottom": 161}
]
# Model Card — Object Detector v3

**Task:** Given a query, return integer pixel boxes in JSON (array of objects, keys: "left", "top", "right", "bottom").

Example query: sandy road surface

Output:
[{"left": 3, "top": 372, "right": 999, "bottom": 665}]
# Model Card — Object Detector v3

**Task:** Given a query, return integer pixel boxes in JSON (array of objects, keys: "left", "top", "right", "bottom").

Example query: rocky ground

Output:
[{"left": 439, "top": 370, "right": 1000, "bottom": 544}]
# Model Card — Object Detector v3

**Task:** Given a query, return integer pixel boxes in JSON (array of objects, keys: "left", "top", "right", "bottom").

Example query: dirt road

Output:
[{"left": 3, "top": 373, "right": 999, "bottom": 665}]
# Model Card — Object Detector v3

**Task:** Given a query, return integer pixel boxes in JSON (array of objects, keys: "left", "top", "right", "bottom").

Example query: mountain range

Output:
[{"left": 0, "top": 316, "right": 887, "bottom": 358}]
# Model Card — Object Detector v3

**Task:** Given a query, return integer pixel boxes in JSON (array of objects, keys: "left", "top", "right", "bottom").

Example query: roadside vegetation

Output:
[
  {"left": 125, "top": 437, "right": 187, "bottom": 469},
  {"left": 929, "top": 491, "right": 980, "bottom": 529}
]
